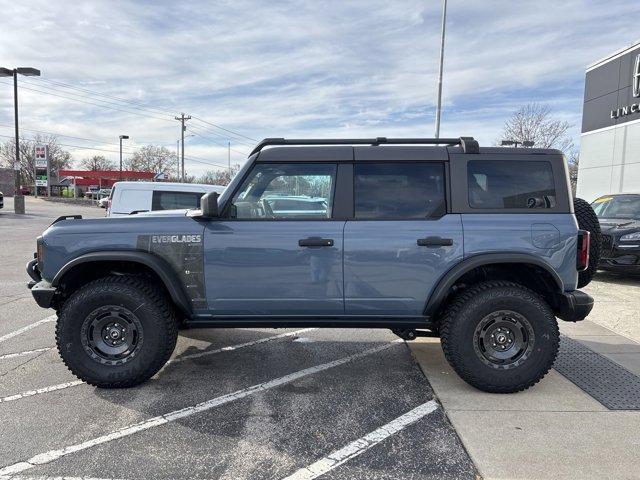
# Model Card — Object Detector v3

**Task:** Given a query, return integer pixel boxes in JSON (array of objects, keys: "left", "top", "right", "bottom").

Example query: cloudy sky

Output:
[{"left": 0, "top": 0, "right": 638, "bottom": 176}]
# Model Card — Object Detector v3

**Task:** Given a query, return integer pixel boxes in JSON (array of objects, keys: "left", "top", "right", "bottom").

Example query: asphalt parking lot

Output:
[{"left": 0, "top": 198, "right": 477, "bottom": 479}]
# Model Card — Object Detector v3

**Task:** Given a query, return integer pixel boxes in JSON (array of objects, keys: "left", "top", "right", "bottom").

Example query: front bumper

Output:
[
  {"left": 556, "top": 290, "right": 594, "bottom": 322},
  {"left": 27, "top": 258, "right": 57, "bottom": 309},
  {"left": 599, "top": 235, "right": 640, "bottom": 272}
]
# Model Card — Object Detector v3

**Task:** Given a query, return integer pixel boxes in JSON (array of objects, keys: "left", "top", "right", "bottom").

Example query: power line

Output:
[
  {"left": 12, "top": 77, "right": 257, "bottom": 144},
  {"left": 189, "top": 129, "right": 249, "bottom": 156}
]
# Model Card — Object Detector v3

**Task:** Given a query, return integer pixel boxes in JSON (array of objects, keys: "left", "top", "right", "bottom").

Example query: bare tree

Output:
[
  {"left": 197, "top": 164, "right": 242, "bottom": 186},
  {"left": 125, "top": 145, "right": 178, "bottom": 178},
  {"left": 0, "top": 134, "right": 72, "bottom": 185},
  {"left": 79, "top": 155, "right": 115, "bottom": 171},
  {"left": 567, "top": 149, "right": 579, "bottom": 196},
  {"left": 499, "top": 103, "right": 574, "bottom": 152}
]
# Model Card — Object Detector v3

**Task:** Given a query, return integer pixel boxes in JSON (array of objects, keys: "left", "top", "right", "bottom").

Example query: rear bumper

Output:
[{"left": 556, "top": 290, "right": 594, "bottom": 322}]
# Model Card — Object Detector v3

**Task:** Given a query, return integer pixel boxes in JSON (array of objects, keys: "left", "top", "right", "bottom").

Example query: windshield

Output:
[{"left": 591, "top": 195, "right": 640, "bottom": 220}]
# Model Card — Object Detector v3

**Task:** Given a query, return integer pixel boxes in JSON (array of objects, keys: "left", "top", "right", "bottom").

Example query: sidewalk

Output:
[{"left": 410, "top": 320, "right": 640, "bottom": 480}]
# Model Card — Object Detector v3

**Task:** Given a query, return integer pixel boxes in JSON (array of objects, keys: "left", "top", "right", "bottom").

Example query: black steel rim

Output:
[
  {"left": 473, "top": 310, "right": 534, "bottom": 369},
  {"left": 81, "top": 305, "right": 143, "bottom": 365}
]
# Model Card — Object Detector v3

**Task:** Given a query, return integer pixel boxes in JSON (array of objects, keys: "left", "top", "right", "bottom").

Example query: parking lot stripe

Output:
[
  {"left": 282, "top": 399, "right": 439, "bottom": 480},
  {"left": 0, "top": 328, "right": 317, "bottom": 404},
  {"left": 0, "top": 347, "right": 53, "bottom": 361},
  {"left": 166, "top": 327, "right": 318, "bottom": 364},
  {"left": 0, "top": 340, "right": 401, "bottom": 476},
  {"left": 0, "top": 381, "right": 84, "bottom": 404},
  {"left": 0, "top": 315, "right": 56, "bottom": 344}
]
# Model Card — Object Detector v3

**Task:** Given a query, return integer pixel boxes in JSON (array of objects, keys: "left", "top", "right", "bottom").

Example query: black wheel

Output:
[
  {"left": 440, "top": 281, "right": 559, "bottom": 393},
  {"left": 574, "top": 197, "right": 602, "bottom": 288},
  {"left": 56, "top": 275, "right": 178, "bottom": 388}
]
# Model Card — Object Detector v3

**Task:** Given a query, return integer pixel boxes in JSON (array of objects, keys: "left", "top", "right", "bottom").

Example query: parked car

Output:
[
  {"left": 0, "top": 190, "right": 3, "bottom": 209},
  {"left": 27, "top": 137, "right": 600, "bottom": 393},
  {"left": 106, "top": 181, "right": 225, "bottom": 216},
  {"left": 19, "top": 186, "right": 31, "bottom": 195},
  {"left": 262, "top": 195, "right": 329, "bottom": 218},
  {"left": 591, "top": 193, "right": 640, "bottom": 273}
]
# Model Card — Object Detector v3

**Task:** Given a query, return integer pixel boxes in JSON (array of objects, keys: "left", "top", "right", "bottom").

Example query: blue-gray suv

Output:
[{"left": 27, "top": 137, "right": 598, "bottom": 393}]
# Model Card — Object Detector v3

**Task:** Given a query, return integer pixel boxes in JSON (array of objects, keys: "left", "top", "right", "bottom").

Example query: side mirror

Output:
[{"left": 200, "top": 191, "right": 219, "bottom": 218}]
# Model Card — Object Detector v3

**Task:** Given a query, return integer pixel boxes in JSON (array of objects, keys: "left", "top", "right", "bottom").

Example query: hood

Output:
[{"left": 599, "top": 218, "right": 640, "bottom": 233}]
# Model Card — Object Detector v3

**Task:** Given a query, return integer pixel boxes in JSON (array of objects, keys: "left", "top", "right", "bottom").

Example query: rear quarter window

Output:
[{"left": 468, "top": 160, "right": 556, "bottom": 209}]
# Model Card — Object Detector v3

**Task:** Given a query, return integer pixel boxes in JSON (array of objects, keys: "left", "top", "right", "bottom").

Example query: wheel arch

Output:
[
  {"left": 52, "top": 251, "right": 193, "bottom": 316},
  {"left": 425, "top": 253, "right": 564, "bottom": 317}
]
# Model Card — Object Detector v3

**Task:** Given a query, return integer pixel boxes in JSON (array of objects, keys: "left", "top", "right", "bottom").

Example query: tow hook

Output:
[{"left": 391, "top": 329, "right": 439, "bottom": 341}]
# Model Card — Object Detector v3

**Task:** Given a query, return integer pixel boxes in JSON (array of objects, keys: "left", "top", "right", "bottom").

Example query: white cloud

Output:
[{"left": 0, "top": 0, "right": 637, "bottom": 176}]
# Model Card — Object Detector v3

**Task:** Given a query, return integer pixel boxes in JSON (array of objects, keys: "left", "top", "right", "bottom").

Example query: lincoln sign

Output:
[{"left": 610, "top": 53, "right": 640, "bottom": 119}]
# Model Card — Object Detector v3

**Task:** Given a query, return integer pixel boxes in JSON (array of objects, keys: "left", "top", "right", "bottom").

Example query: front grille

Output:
[{"left": 601, "top": 234, "right": 614, "bottom": 258}]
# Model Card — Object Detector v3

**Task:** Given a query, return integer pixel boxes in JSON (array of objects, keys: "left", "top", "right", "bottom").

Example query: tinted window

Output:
[
  {"left": 354, "top": 163, "right": 446, "bottom": 219},
  {"left": 151, "top": 191, "right": 202, "bottom": 211},
  {"left": 230, "top": 163, "right": 336, "bottom": 219},
  {"left": 468, "top": 160, "right": 556, "bottom": 209}
]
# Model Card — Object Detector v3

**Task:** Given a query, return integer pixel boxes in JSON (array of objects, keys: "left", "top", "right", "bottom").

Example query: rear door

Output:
[{"left": 343, "top": 151, "right": 463, "bottom": 316}]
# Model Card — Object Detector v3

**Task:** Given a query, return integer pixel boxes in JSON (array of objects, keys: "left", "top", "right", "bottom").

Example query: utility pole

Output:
[
  {"left": 434, "top": 0, "right": 447, "bottom": 139},
  {"left": 175, "top": 113, "right": 191, "bottom": 182},
  {"left": 119, "top": 135, "right": 129, "bottom": 180},
  {"left": 176, "top": 140, "right": 180, "bottom": 180}
]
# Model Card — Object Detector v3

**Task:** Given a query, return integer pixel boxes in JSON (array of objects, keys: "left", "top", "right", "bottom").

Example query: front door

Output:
[
  {"left": 204, "top": 162, "right": 344, "bottom": 315},
  {"left": 343, "top": 161, "right": 464, "bottom": 316}
]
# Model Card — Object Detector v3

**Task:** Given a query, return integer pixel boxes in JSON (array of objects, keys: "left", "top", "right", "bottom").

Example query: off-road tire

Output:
[
  {"left": 440, "top": 281, "right": 559, "bottom": 393},
  {"left": 574, "top": 197, "right": 602, "bottom": 288},
  {"left": 56, "top": 275, "right": 178, "bottom": 388}
]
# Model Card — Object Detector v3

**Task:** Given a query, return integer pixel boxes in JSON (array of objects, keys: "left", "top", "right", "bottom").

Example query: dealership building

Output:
[{"left": 577, "top": 39, "right": 640, "bottom": 201}]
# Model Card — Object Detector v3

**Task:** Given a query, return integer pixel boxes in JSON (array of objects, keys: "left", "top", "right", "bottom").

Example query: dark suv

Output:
[
  {"left": 27, "top": 137, "right": 598, "bottom": 393},
  {"left": 592, "top": 193, "right": 640, "bottom": 273}
]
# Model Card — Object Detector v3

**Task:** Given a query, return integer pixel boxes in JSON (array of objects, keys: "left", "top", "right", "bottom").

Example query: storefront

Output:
[{"left": 577, "top": 40, "right": 640, "bottom": 201}]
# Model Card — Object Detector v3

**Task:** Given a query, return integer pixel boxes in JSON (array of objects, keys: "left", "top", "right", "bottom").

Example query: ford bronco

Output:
[{"left": 26, "top": 137, "right": 599, "bottom": 393}]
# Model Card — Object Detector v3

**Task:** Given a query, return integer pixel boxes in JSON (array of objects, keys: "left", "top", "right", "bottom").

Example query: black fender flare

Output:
[
  {"left": 52, "top": 251, "right": 193, "bottom": 315},
  {"left": 424, "top": 253, "right": 564, "bottom": 316}
]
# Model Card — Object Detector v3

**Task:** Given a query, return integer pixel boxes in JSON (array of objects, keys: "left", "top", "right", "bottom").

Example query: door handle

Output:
[
  {"left": 299, "top": 237, "right": 334, "bottom": 247},
  {"left": 417, "top": 237, "right": 453, "bottom": 247}
]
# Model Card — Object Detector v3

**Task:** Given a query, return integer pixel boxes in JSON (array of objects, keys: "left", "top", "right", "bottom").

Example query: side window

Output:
[
  {"left": 230, "top": 163, "right": 337, "bottom": 219},
  {"left": 468, "top": 160, "right": 556, "bottom": 209},
  {"left": 151, "top": 191, "right": 202, "bottom": 211},
  {"left": 354, "top": 162, "right": 446, "bottom": 219}
]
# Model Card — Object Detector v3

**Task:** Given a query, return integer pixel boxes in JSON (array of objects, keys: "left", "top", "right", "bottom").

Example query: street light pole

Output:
[
  {"left": 0, "top": 66, "right": 41, "bottom": 214},
  {"left": 434, "top": 0, "right": 447, "bottom": 139},
  {"left": 119, "top": 135, "right": 129, "bottom": 180}
]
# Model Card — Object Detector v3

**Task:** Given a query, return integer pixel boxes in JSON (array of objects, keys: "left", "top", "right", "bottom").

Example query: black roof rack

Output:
[{"left": 249, "top": 136, "right": 479, "bottom": 156}]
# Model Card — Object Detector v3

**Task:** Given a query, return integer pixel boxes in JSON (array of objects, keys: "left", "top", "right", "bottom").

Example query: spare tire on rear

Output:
[{"left": 574, "top": 197, "right": 602, "bottom": 288}]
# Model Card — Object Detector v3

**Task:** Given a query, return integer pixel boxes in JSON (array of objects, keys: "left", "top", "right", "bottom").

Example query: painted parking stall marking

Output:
[
  {"left": 283, "top": 399, "right": 439, "bottom": 480},
  {"left": 0, "top": 315, "right": 56, "bottom": 344},
  {"left": 0, "top": 341, "right": 401, "bottom": 476},
  {"left": 0, "top": 328, "right": 317, "bottom": 405},
  {"left": 0, "top": 347, "right": 53, "bottom": 361},
  {"left": 0, "top": 381, "right": 84, "bottom": 404}
]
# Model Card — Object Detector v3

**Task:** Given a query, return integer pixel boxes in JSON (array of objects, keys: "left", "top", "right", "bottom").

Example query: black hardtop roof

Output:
[{"left": 252, "top": 138, "right": 564, "bottom": 162}]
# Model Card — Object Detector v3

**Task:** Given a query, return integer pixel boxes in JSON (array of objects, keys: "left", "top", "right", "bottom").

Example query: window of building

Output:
[
  {"left": 354, "top": 162, "right": 446, "bottom": 219},
  {"left": 468, "top": 160, "right": 556, "bottom": 209},
  {"left": 230, "top": 163, "right": 336, "bottom": 219}
]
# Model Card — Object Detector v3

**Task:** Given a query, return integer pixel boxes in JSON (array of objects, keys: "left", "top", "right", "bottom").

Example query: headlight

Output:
[{"left": 620, "top": 232, "right": 640, "bottom": 241}]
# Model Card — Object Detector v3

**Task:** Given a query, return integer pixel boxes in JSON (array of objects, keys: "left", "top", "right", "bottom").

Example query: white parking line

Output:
[
  {"left": 0, "top": 381, "right": 84, "bottom": 404},
  {"left": 0, "top": 347, "right": 53, "bottom": 361},
  {"left": 282, "top": 399, "right": 439, "bottom": 480},
  {"left": 0, "top": 315, "right": 56, "bottom": 344},
  {"left": 0, "top": 328, "right": 317, "bottom": 404},
  {"left": 0, "top": 340, "right": 400, "bottom": 477},
  {"left": 167, "top": 327, "right": 318, "bottom": 364}
]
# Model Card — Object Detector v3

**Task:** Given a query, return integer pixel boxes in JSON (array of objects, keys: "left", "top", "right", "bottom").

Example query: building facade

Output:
[{"left": 578, "top": 39, "right": 640, "bottom": 201}]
